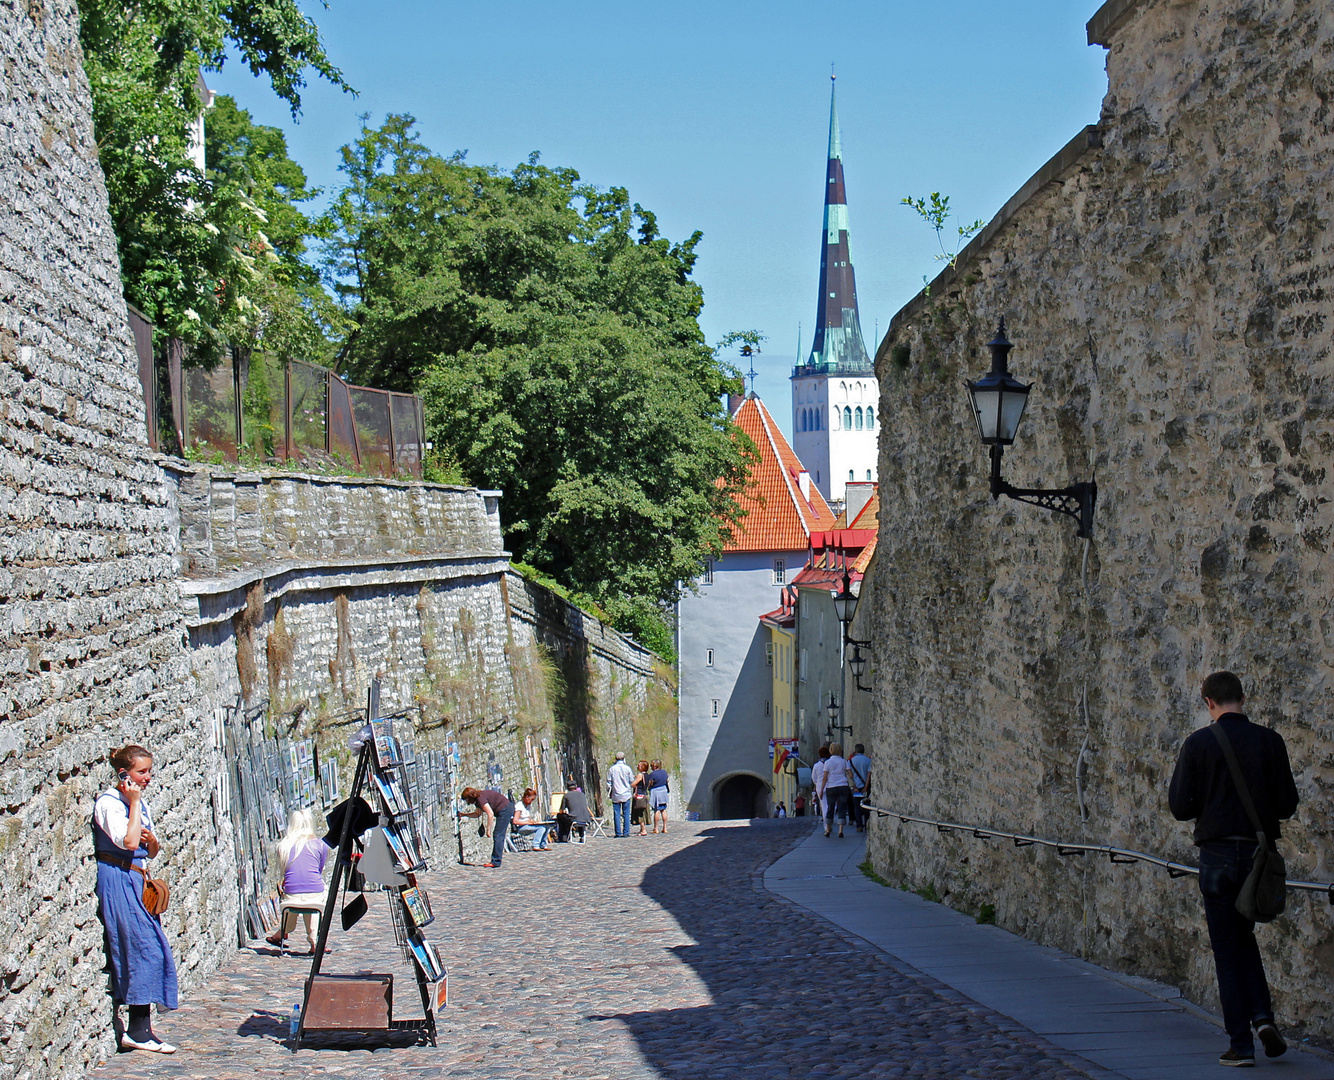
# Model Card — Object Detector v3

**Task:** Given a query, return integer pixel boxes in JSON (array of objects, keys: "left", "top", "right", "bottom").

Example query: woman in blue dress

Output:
[{"left": 93, "top": 744, "right": 179, "bottom": 1054}]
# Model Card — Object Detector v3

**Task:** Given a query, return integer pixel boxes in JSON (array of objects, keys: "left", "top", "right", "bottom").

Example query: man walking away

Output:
[
  {"left": 607, "top": 752, "right": 634, "bottom": 838},
  {"left": 848, "top": 743, "right": 872, "bottom": 832},
  {"left": 1168, "top": 671, "right": 1298, "bottom": 1068}
]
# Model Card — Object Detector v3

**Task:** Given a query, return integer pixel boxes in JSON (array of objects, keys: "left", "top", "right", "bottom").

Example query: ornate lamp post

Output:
[
  {"left": 825, "top": 692, "right": 851, "bottom": 740},
  {"left": 965, "top": 318, "right": 1097, "bottom": 538}
]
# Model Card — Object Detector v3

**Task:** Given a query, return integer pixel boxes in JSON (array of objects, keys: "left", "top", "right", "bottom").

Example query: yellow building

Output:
[{"left": 761, "top": 588, "right": 799, "bottom": 813}]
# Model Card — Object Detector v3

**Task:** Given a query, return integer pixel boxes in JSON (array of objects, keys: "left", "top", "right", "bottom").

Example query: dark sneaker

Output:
[
  {"left": 1256, "top": 1023, "right": 1287, "bottom": 1058},
  {"left": 1218, "top": 1049, "right": 1254, "bottom": 1067}
]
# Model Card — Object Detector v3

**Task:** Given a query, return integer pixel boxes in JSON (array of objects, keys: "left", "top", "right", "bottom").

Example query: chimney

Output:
[
  {"left": 798, "top": 470, "right": 811, "bottom": 501},
  {"left": 727, "top": 392, "right": 746, "bottom": 416}
]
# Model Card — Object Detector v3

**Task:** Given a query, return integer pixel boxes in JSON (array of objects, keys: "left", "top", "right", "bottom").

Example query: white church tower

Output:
[{"left": 791, "top": 77, "right": 878, "bottom": 508}]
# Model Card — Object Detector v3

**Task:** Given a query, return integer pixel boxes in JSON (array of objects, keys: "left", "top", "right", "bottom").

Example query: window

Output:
[
  {"left": 832, "top": 409, "right": 840, "bottom": 431},
  {"left": 765, "top": 699, "right": 771, "bottom": 717},
  {"left": 765, "top": 642, "right": 773, "bottom": 667},
  {"left": 866, "top": 406, "right": 875, "bottom": 429},
  {"left": 848, "top": 470, "right": 854, "bottom": 481},
  {"left": 706, "top": 648, "right": 715, "bottom": 667},
  {"left": 711, "top": 699, "right": 720, "bottom": 717},
  {"left": 799, "top": 649, "right": 808, "bottom": 683},
  {"left": 815, "top": 470, "right": 820, "bottom": 484},
  {"left": 844, "top": 406, "right": 853, "bottom": 429},
  {"left": 855, "top": 406, "right": 864, "bottom": 430},
  {"left": 701, "top": 559, "right": 713, "bottom": 585},
  {"left": 773, "top": 559, "right": 785, "bottom": 585},
  {"left": 866, "top": 469, "right": 873, "bottom": 480}
]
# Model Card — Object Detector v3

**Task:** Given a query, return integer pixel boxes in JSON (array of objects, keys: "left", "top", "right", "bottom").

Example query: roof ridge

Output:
[{"left": 754, "top": 398, "right": 815, "bottom": 538}]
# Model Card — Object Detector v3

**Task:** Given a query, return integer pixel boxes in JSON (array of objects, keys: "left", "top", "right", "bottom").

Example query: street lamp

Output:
[
  {"left": 830, "top": 569, "right": 870, "bottom": 648},
  {"left": 825, "top": 692, "right": 851, "bottom": 739},
  {"left": 848, "top": 644, "right": 872, "bottom": 694},
  {"left": 965, "top": 318, "right": 1097, "bottom": 539}
]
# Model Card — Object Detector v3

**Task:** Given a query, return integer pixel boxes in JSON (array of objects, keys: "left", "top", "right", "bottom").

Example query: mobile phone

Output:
[{"left": 118, "top": 770, "right": 129, "bottom": 782}]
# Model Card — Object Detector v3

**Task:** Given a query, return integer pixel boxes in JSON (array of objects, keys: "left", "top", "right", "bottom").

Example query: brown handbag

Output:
[{"left": 135, "top": 865, "right": 170, "bottom": 916}]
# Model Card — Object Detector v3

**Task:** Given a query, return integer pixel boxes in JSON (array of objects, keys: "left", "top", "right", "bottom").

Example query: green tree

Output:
[
  {"left": 78, "top": 0, "right": 351, "bottom": 356},
  {"left": 324, "top": 116, "right": 754, "bottom": 648},
  {"left": 902, "top": 192, "right": 985, "bottom": 289}
]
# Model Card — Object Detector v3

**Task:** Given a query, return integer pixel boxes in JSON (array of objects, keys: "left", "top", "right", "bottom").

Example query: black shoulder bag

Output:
[{"left": 1208, "top": 724, "right": 1287, "bottom": 923}]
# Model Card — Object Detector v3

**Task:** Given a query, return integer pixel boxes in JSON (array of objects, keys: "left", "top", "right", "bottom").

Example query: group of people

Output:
[
  {"left": 605, "top": 752, "right": 671, "bottom": 837},
  {"left": 96, "top": 670, "right": 1299, "bottom": 1070},
  {"left": 807, "top": 742, "right": 872, "bottom": 838}
]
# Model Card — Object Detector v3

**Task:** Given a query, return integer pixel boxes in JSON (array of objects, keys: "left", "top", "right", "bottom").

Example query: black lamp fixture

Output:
[
  {"left": 965, "top": 318, "right": 1096, "bottom": 539},
  {"left": 847, "top": 643, "right": 873, "bottom": 694},
  {"left": 830, "top": 568, "right": 870, "bottom": 648},
  {"left": 825, "top": 692, "right": 852, "bottom": 739}
]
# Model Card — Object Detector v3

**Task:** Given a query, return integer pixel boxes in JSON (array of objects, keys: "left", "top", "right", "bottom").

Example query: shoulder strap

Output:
[{"left": 1208, "top": 723, "right": 1265, "bottom": 841}]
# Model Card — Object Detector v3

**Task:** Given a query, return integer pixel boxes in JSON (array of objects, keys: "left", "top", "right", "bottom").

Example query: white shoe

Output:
[{"left": 121, "top": 1035, "right": 177, "bottom": 1054}]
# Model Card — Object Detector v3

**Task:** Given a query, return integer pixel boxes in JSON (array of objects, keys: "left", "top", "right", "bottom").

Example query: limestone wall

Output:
[
  {"left": 866, "top": 0, "right": 1334, "bottom": 1041},
  {"left": 0, "top": 2, "right": 236, "bottom": 1076}
]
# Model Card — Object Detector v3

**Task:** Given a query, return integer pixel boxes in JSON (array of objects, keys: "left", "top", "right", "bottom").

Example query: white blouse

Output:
[{"left": 94, "top": 788, "right": 153, "bottom": 850}]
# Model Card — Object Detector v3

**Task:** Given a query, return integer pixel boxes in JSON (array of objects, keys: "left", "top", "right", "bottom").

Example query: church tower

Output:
[{"left": 791, "top": 76, "right": 878, "bottom": 507}]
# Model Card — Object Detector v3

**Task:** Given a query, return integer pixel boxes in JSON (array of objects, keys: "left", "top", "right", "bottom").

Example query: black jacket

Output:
[{"left": 1168, "top": 712, "right": 1298, "bottom": 844}]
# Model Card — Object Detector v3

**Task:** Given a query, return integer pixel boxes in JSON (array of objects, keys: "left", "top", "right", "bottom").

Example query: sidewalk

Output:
[{"left": 764, "top": 824, "right": 1333, "bottom": 1079}]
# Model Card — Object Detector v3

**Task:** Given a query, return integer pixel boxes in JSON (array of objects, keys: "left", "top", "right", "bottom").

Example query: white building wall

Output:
[
  {"left": 793, "top": 374, "right": 879, "bottom": 504},
  {"left": 677, "top": 548, "right": 808, "bottom": 818}
]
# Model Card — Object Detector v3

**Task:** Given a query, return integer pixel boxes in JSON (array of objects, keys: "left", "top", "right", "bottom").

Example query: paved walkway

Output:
[
  {"left": 87, "top": 820, "right": 1332, "bottom": 1079},
  {"left": 766, "top": 823, "right": 1334, "bottom": 1079}
]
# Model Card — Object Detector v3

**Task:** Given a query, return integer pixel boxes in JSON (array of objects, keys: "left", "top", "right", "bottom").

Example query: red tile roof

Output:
[
  {"left": 848, "top": 488, "right": 879, "bottom": 531},
  {"left": 725, "top": 395, "right": 836, "bottom": 553}
]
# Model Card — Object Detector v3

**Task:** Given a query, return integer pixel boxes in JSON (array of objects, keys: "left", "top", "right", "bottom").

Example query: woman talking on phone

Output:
[{"left": 93, "top": 744, "right": 178, "bottom": 1053}]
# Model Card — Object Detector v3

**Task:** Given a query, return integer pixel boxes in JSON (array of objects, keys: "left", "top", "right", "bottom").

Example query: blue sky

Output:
[{"left": 208, "top": 1, "right": 1110, "bottom": 439}]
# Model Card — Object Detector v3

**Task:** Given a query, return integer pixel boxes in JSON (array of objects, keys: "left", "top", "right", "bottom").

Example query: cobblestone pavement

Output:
[{"left": 91, "top": 821, "right": 1102, "bottom": 1079}]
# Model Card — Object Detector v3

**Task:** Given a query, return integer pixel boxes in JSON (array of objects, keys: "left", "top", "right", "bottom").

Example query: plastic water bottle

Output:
[{"left": 289, "top": 1002, "right": 301, "bottom": 1037}]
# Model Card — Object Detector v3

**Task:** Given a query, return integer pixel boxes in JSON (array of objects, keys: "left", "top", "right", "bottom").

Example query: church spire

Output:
[{"left": 806, "top": 75, "right": 872, "bottom": 374}]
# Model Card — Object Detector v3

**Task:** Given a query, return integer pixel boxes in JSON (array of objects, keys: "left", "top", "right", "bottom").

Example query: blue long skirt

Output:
[{"left": 95, "top": 861, "right": 178, "bottom": 1008}]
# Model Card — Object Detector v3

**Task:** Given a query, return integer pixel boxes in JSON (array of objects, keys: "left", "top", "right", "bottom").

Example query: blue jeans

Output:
[
  {"left": 516, "top": 823, "right": 551, "bottom": 848},
  {"left": 1199, "top": 840, "right": 1274, "bottom": 1054},
  {"left": 824, "top": 786, "right": 850, "bottom": 829},
  {"left": 491, "top": 806, "right": 513, "bottom": 866},
  {"left": 612, "top": 799, "right": 630, "bottom": 837}
]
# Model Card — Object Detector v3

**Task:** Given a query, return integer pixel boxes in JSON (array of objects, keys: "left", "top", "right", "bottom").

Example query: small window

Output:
[
  {"left": 866, "top": 469, "right": 872, "bottom": 480},
  {"left": 765, "top": 642, "right": 773, "bottom": 667},
  {"left": 706, "top": 648, "right": 715, "bottom": 667},
  {"left": 711, "top": 699, "right": 720, "bottom": 718},
  {"left": 799, "top": 649, "right": 808, "bottom": 683},
  {"left": 815, "top": 470, "right": 820, "bottom": 484},
  {"left": 867, "top": 406, "right": 875, "bottom": 429},
  {"left": 765, "top": 699, "right": 771, "bottom": 717},
  {"left": 701, "top": 559, "right": 714, "bottom": 586},
  {"left": 844, "top": 406, "right": 853, "bottom": 429},
  {"left": 848, "top": 470, "right": 854, "bottom": 481},
  {"left": 773, "top": 559, "right": 785, "bottom": 585}
]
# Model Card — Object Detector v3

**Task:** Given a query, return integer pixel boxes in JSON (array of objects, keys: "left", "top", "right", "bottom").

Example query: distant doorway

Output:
[{"left": 714, "top": 774, "right": 769, "bottom": 819}]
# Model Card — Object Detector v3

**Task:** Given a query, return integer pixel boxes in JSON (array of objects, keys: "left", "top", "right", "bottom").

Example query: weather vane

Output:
[{"left": 738, "top": 343, "right": 761, "bottom": 395}]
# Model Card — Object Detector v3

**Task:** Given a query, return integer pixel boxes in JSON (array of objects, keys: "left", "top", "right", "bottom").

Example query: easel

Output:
[{"left": 292, "top": 685, "right": 442, "bottom": 1049}]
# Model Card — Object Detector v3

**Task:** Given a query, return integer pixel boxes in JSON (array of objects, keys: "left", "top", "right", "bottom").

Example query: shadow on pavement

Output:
[{"left": 610, "top": 822, "right": 1094, "bottom": 1080}]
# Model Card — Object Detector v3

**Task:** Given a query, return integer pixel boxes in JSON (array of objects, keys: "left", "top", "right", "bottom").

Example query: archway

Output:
[{"left": 714, "top": 773, "right": 770, "bottom": 819}]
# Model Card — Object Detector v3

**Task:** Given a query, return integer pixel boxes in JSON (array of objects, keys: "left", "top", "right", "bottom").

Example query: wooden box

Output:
[{"left": 302, "top": 973, "right": 393, "bottom": 1030}]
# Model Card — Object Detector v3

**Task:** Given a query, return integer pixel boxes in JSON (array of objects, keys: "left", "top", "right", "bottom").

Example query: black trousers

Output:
[{"left": 1199, "top": 839, "right": 1274, "bottom": 1055}]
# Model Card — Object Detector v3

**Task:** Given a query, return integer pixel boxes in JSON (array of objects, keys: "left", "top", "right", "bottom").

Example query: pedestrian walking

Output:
[
  {"left": 607, "top": 752, "right": 635, "bottom": 837},
  {"left": 1168, "top": 671, "right": 1298, "bottom": 1068},
  {"left": 631, "top": 760, "right": 651, "bottom": 836},
  {"left": 794, "top": 793, "right": 806, "bottom": 817},
  {"left": 459, "top": 787, "right": 514, "bottom": 867},
  {"left": 265, "top": 808, "right": 331, "bottom": 952},
  {"left": 775, "top": 802, "right": 787, "bottom": 818},
  {"left": 811, "top": 746, "right": 830, "bottom": 824},
  {"left": 848, "top": 743, "right": 872, "bottom": 832},
  {"left": 93, "top": 744, "right": 179, "bottom": 1054},
  {"left": 819, "top": 742, "right": 851, "bottom": 838},
  {"left": 647, "top": 759, "right": 670, "bottom": 834}
]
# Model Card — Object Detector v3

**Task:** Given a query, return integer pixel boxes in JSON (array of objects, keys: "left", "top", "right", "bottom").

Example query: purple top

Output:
[
  {"left": 283, "top": 840, "right": 330, "bottom": 895},
  {"left": 473, "top": 789, "right": 511, "bottom": 815}
]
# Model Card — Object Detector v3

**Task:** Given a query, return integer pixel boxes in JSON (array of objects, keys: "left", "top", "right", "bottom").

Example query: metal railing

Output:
[{"left": 862, "top": 800, "right": 1334, "bottom": 902}]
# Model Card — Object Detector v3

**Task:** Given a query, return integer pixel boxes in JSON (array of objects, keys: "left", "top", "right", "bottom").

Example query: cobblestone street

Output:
[{"left": 90, "top": 821, "right": 1102, "bottom": 1079}]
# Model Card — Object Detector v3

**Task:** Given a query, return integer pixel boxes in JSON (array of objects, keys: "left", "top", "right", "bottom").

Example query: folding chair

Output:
[{"left": 581, "top": 814, "right": 608, "bottom": 840}]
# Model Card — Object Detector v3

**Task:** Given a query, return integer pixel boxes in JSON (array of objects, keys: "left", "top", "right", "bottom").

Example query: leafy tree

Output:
[
  {"left": 323, "top": 116, "right": 755, "bottom": 647},
  {"left": 902, "top": 192, "right": 985, "bottom": 289},
  {"left": 77, "top": 0, "right": 351, "bottom": 355}
]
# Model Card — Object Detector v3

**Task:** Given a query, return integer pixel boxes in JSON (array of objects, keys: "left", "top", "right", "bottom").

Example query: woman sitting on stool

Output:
[
  {"left": 265, "top": 808, "right": 330, "bottom": 953},
  {"left": 512, "top": 788, "right": 553, "bottom": 850}
]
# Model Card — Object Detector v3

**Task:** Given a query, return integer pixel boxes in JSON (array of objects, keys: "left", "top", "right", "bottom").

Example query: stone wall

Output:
[
  {"left": 0, "top": 2, "right": 236, "bottom": 1076},
  {"left": 866, "top": 0, "right": 1334, "bottom": 1042}
]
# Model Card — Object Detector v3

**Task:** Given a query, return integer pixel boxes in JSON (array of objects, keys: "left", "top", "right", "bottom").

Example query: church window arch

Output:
[
  {"left": 839, "top": 382, "right": 848, "bottom": 402},
  {"left": 855, "top": 407, "right": 864, "bottom": 430},
  {"left": 866, "top": 469, "right": 873, "bottom": 480},
  {"left": 843, "top": 406, "right": 852, "bottom": 429},
  {"left": 801, "top": 410, "right": 808, "bottom": 432},
  {"left": 832, "top": 408, "right": 840, "bottom": 431},
  {"left": 866, "top": 406, "right": 875, "bottom": 429},
  {"left": 848, "top": 469, "right": 854, "bottom": 481}
]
